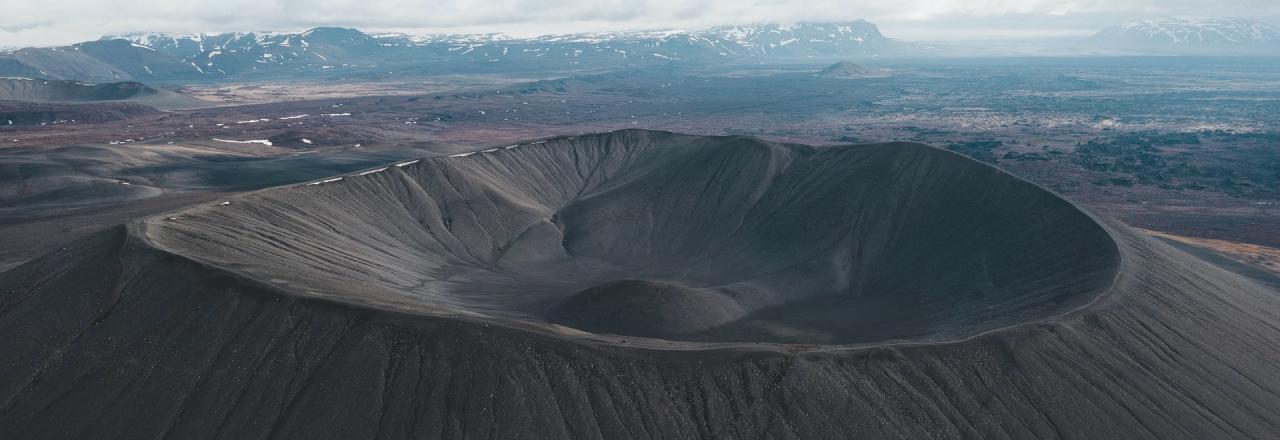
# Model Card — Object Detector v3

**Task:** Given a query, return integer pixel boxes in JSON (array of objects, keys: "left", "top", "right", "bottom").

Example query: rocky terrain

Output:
[{"left": 0, "top": 19, "right": 1277, "bottom": 436}]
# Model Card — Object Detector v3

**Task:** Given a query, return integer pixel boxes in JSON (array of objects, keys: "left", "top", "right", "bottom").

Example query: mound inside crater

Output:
[
  {"left": 144, "top": 130, "right": 1120, "bottom": 345},
  {"left": 550, "top": 280, "right": 747, "bottom": 339}
]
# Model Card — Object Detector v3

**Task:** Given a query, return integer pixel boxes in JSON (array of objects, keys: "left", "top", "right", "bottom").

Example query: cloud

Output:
[{"left": 2, "top": 0, "right": 1279, "bottom": 47}]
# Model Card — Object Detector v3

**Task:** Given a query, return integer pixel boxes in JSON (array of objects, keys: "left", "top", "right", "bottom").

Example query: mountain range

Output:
[
  {"left": 1093, "top": 17, "right": 1280, "bottom": 54},
  {"left": 2, "top": 17, "right": 1278, "bottom": 84},
  {"left": 0, "top": 22, "right": 903, "bottom": 82}
]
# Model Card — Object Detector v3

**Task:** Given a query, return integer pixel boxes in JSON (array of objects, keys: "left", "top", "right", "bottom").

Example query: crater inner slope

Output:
[{"left": 143, "top": 129, "right": 1119, "bottom": 345}]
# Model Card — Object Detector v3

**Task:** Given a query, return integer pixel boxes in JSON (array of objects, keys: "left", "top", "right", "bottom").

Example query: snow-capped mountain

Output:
[
  {"left": 130, "top": 21, "right": 898, "bottom": 63},
  {"left": 112, "top": 28, "right": 384, "bottom": 75},
  {"left": 374, "top": 21, "right": 894, "bottom": 58},
  {"left": 1093, "top": 18, "right": 1280, "bottom": 53},
  {"left": 705, "top": 21, "right": 891, "bottom": 56}
]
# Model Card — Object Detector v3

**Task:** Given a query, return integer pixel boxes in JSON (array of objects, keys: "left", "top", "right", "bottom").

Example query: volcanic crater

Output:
[
  {"left": 6, "top": 130, "right": 1280, "bottom": 439},
  {"left": 142, "top": 129, "right": 1119, "bottom": 345}
]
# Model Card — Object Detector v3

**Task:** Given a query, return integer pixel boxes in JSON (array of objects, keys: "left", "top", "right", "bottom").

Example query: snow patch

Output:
[
  {"left": 1093, "top": 119, "right": 1121, "bottom": 129},
  {"left": 309, "top": 177, "right": 345, "bottom": 186},
  {"left": 213, "top": 138, "right": 273, "bottom": 146}
]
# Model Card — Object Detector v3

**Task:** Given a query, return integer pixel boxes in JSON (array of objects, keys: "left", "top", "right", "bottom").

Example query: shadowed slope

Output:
[{"left": 2, "top": 130, "right": 1279, "bottom": 439}]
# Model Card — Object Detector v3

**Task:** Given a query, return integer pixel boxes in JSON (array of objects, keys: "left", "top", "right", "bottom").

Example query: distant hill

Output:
[
  {"left": 0, "top": 22, "right": 914, "bottom": 82},
  {"left": 1093, "top": 17, "right": 1280, "bottom": 54},
  {"left": 0, "top": 39, "right": 206, "bottom": 83},
  {"left": 0, "top": 77, "right": 207, "bottom": 109},
  {"left": 815, "top": 61, "right": 875, "bottom": 77}
]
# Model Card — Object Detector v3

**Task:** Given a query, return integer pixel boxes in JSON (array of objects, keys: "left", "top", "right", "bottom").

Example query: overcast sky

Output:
[{"left": 2, "top": 0, "right": 1278, "bottom": 47}]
